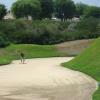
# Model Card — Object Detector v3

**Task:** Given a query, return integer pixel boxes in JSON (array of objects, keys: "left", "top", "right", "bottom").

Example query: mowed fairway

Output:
[
  {"left": 0, "top": 44, "right": 65, "bottom": 65},
  {"left": 0, "top": 57, "right": 97, "bottom": 100},
  {"left": 0, "top": 39, "right": 93, "bottom": 65}
]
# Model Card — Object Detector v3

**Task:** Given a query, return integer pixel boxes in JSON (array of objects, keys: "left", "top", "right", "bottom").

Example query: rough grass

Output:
[
  {"left": 63, "top": 38, "right": 100, "bottom": 100},
  {"left": 0, "top": 44, "right": 65, "bottom": 65},
  {"left": 56, "top": 39, "right": 94, "bottom": 56}
]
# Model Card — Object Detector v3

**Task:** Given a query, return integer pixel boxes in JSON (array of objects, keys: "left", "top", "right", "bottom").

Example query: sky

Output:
[{"left": 0, "top": 0, "right": 100, "bottom": 10}]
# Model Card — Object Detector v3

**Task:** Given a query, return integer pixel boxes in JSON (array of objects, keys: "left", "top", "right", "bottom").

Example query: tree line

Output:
[
  {"left": 0, "top": 0, "right": 100, "bottom": 20},
  {"left": 0, "top": 17, "right": 99, "bottom": 47}
]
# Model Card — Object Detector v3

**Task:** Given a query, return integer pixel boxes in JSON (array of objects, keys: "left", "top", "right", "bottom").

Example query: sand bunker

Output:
[{"left": 0, "top": 57, "right": 98, "bottom": 100}]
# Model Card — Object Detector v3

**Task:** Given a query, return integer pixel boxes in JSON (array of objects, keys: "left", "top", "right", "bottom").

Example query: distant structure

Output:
[
  {"left": 4, "top": 11, "right": 14, "bottom": 20},
  {"left": 4, "top": 11, "right": 32, "bottom": 20},
  {"left": 72, "top": 17, "right": 80, "bottom": 22},
  {"left": 4, "top": 12, "right": 80, "bottom": 21},
  {"left": 51, "top": 17, "right": 60, "bottom": 21}
]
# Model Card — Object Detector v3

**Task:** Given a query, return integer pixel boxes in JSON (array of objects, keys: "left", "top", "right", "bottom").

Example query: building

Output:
[{"left": 4, "top": 11, "right": 14, "bottom": 20}]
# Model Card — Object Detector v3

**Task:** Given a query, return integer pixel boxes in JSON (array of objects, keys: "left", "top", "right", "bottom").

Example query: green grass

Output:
[
  {"left": 63, "top": 37, "right": 100, "bottom": 100},
  {"left": 0, "top": 44, "right": 65, "bottom": 65}
]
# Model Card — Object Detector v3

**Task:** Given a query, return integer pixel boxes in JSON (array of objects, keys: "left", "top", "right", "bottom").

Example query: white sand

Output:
[{"left": 0, "top": 57, "right": 98, "bottom": 100}]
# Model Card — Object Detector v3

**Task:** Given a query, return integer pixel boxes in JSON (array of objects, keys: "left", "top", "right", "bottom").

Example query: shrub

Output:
[
  {"left": 0, "top": 32, "right": 10, "bottom": 47},
  {"left": 0, "top": 18, "right": 99, "bottom": 45},
  {"left": 76, "top": 17, "right": 100, "bottom": 39}
]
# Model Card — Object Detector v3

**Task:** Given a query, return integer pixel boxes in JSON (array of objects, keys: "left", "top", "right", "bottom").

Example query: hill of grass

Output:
[
  {"left": 56, "top": 39, "right": 94, "bottom": 56},
  {"left": 63, "top": 37, "right": 100, "bottom": 100},
  {"left": 0, "top": 44, "right": 65, "bottom": 65}
]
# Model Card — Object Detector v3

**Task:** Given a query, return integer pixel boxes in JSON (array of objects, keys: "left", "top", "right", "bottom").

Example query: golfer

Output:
[{"left": 20, "top": 52, "right": 25, "bottom": 64}]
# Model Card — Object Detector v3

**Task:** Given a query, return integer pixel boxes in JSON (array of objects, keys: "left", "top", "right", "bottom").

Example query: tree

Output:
[
  {"left": 76, "top": 17, "right": 99, "bottom": 38},
  {"left": 11, "top": 0, "right": 41, "bottom": 19},
  {"left": 84, "top": 6, "right": 100, "bottom": 18},
  {"left": 75, "top": 3, "right": 88, "bottom": 18},
  {"left": 0, "top": 32, "right": 10, "bottom": 47},
  {"left": 55, "top": 0, "right": 76, "bottom": 21},
  {"left": 39, "top": 0, "right": 54, "bottom": 19},
  {"left": 0, "top": 4, "right": 7, "bottom": 20}
]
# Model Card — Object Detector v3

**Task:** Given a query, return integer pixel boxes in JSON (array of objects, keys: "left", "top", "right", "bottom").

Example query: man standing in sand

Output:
[{"left": 20, "top": 52, "right": 25, "bottom": 64}]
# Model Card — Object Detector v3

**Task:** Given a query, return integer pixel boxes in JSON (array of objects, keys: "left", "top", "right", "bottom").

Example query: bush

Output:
[
  {"left": 0, "top": 19, "right": 70, "bottom": 44},
  {"left": 0, "top": 18, "right": 99, "bottom": 45},
  {"left": 76, "top": 17, "right": 100, "bottom": 39},
  {"left": 0, "top": 32, "right": 10, "bottom": 47}
]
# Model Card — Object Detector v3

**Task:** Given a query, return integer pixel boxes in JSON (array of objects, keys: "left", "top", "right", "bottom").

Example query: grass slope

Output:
[
  {"left": 0, "top": 39, "right": 93, "bottom": 65},
  {"left": 0, "top": 44, "right": 65, "bottom": 65},
  {"left": 63, "top": 38, "right": 100, "bottom": 100},
  {"left": 56, "top": 39, "right": 94, "bottom": 56}
]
